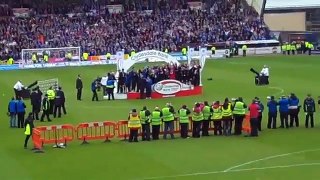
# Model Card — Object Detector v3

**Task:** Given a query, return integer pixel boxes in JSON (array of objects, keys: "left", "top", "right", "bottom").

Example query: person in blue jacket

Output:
[
  {"left": 146, "top": 76, "right": 153, "bottom": 99},
  {"left": 8, "top": 97, "right": 17, "bottom": 128},
  {"left": 288, "top": 93, "right": 300, "bottom": 127},
  {"left": 278, "top": 95, "right": 289, "bottom": 128},
  {"left": 267, "top": 96, "right": 278, "bottom": 129},
  {"left": 91, "top": 79, "right": 98, "bottom": 101},
  {"left": 106, "top": 75, "right": 115, "bottom": 100},
  {"left": 16, "top": 97, "right": 26, "bottom": 128}
]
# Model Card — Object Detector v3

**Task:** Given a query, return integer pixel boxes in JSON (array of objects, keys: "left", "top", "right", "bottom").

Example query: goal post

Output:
[{"left": 21, "top": 47, "right": 81, "bottom": 64}]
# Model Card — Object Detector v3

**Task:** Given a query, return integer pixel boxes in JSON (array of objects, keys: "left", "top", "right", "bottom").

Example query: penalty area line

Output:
[{"left": 268, "top": 86, "right": 285, "bottom": 96}]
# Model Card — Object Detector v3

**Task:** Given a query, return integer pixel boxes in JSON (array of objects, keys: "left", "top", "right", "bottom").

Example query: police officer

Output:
[
  {"left": 303, "top": 94, "right": 316, "bottom": 128},
  {"left": 151, "top": 107, "right": 162, "bottom": 140},
  {"left": 54, "top": 87, "right": 65, "bottom": 118},
  {"left": 212, "top": 101, "right": 223, "bottom": 135},
  {"left": 202, "top": 101, "right": 213, "bottom": 136},
  {"left": 128, "top": 109, "right": 141, "bottom": 142},
  {"left": 192, "top": 103, "right": 203, "bottom": 138},
  {"left": 267, "top": 96, "right": 278, "bottom": 129},
  {"left": 17, "top": 97, "right": 26, "bottom": 128},
  {"left": 106, "top": 76, "right": 115, "bottom": 100},
  {"left": 279, "top": 95, "right": 289, "bottom": 128},
  {"left": 24, "top": 112, "right": 34, "bottom": 149},
  {"left": 232, "top": 97, "right": 247, "bottom": 135},
  {"left": 255, "top": 97, "right": 264, "bottom": 131},
  {"left": 46, "top": 86, "right": 55, "bottom": 114},
  {"left": 288, "top": 93, "right": 300, "bottom": 127},
  {"left": 221, "top": 98, "right": 233, "bottom": 136},
  {"left": 178, "top": 105, "right": 191, "bottom": 139},
  {"left": 140, "top": 106, "right": 151, "bottom": 141},
  {"left": 162, "top": 103, "right": 175, "bottom": 139},
  {"left": 76, "top": 74, "right": 83, "bottom": 101},
  {"left": 40, "top": 94, "right": 51, "bottom": 122},
  {"left": 91, "top": 79, "right": 98, "bottom": 101}
]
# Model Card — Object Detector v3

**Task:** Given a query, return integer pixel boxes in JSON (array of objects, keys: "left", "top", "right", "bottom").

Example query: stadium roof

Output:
[{"left": 265, "top": 0, "right": 320, "bottom": 10}]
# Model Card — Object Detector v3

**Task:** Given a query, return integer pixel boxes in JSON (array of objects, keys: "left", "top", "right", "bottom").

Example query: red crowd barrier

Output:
[
  {"left": 32, "top": 128, "right": 44, "bottom": 153},
  {"left": 117, "top": 120, "right": 130, "bottom": 140},
  {"left": 36, "top": 124, "right": 74, "bottom": 147},
  {"left": 242, "top": 114, "right": 251, "bottom": 134},
  {"left": 76, "top": 121, "right": 116, "bottom": 144}
]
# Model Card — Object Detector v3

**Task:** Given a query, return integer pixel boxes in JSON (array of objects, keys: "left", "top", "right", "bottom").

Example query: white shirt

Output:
[
  {"left": 14, "top": 81, "right": 24, "bottom": 91},
  {"left": 260, "top": 67, "right": 269, "bottom": 76}
]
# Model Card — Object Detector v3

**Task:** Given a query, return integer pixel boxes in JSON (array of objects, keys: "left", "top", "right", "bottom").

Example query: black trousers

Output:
[
  {"left": 267, "top": 112, "right": 277, "bottom": 129},
  {"left": 17, "top": 112, "right": 25, "bottom": 128},
  {"left": 107, "top": 88, "right": 114, "bottom": 100},
  {"left": 41, "top": 110, "right": 51, "bottom": 121},
  {"left": 305, "top": 113, "right": 314, "bottom": 128},
  {"left": 289, "top": 109, "right": 299, "bottom": 127},
  {"left": 92, "top": 90, "right": 98, "bottom": 101},
  {"left": 131, "top": 81, "right": 137, "bottom": 92},
  {"left": 32, "top": 105, "right": 40, "bottom": 120},
  {"left": 117, "top": 81, "right": 124, "bottom": 93},
  {"left": 213, "top": 120, "right": 222, "bottom": 135},
  {"left": 54, "top": 105, "right": 62, "bottom": 118},
  {"left": 202, "top": 120, "right": 210, "bottom": 136},
  {"left": 129, "top": 129, "right": 138, "bottom": 142},
  {"left": 222, "top": 117, "right": 232, "bottom": 136},
  {"left": 234, "top": 115, "right": 244, "bottom": 135},
  {"left": 24, "top": 135, "right": 31, "bottom": 148},
  {"left": 139, "top": 87, "right": 145, "bottom": 99},
  {"left": 192, "top": 121, "right": 201, "bottom": 138},
  {"left": 152, "top": 125, "right": 160, "bottom": 140},
  {"left": 180, "top": 123, "right": 189, "bottom": 138},
  {"left": 250, "top": 118, "right": 258, "bottom": 137},
  {"left": 77, "top": 88, "right": 82, "bottom": 100},
  {"left": 49, "top": 99, "right": 54, "bottom": 114},
  {"left": 141, "top": 124, "right": 150, "bottom": 141},
  {"left": 146, "top": 87, "right": 152, "bottom": 98},
  {"left": 257, "top": 115, "right": 262, "bottom": 131},
  {"left": 280, "top": 112, "right": 289, "bottom": 128}
]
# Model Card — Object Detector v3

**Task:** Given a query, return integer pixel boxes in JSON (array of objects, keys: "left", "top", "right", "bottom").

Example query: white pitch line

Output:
[{"left": 268, "top": 86, "right": 285, "bottom": 96}]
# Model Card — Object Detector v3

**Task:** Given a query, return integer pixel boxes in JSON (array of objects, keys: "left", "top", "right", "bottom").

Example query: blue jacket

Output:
[
  {"left": 91, "top": 82, "right": 97, "bottom": 91},
  {"left": 257, "top": 102, "right": 264, "bottom": 114},
  {"left": 267, "top": 100, "right": 278, "bottom": 113},
  {"left": 106, "top": 79, "right": 115, "bottom": 87},
  {"left": 289, "top": 97, "right": 299, "bottom": 106},
  {"left": 16, "top": 100, "right": 26, "bottom": 113},
  {"left": 278, "top": 98, "right": 289, "bottom": 112},
  {"left": 8, "top": 100, "right": 17, "bottom": 113}
]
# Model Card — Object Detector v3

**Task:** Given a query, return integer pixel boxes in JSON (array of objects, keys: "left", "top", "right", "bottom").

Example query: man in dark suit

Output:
[{"left": 76, "top": 74, "right": 83, "bottom": 100}]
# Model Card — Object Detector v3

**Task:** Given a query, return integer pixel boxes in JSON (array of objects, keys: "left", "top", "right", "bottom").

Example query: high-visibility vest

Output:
[
  {"left": 162, "top": 107, "right": 174, "bottom": 121},
  {"left": 83, "top": 53, "right": 89, "bottom": 60},
  {"left": 182, "top": 48, "right": 187, "bottom": 55},
  {"left": 291, "top": 45, "right": 296, "bottom": 50},
  {"left": 309, "top": 44, "right": 314, "bottom": 49},
  {"left": 106, "top": 53, "right": 111, "bottom": 59},
  {"left": 43, "top": 54, "right": 49, "bottom": 62},
  {"left": 233, "top": 101, "right": 246, "bottom": 115},
  {"left": 296, "top": 44, "right": 301, "bottom": 49},
  {"left": 281, "top": 45, "right": 286, "bottom": 51},
  {"left": 151, "top": 111, "right": 161, "bottom": 125},
  {"left": 242, "top": 45, "right": 247, "bottom": 50},
  {"left": 286, "top": 44, "right": 291, "bottom": 51},
  {"left": 25, "top": 124, "right": 31, "bottom": 135},
  {"left": 212, "top": 107, "right": 222, "bottom": 120},
  {"left": 139, "top": 110, "right": 150, "bottom": 124},
  {"left": 130, "top": 51, "right": 136, "bottom": 57},
  {"left": 202, "top": 106, "right": 212, "bottom": 120},
  {"left": 128, "top": 114, "right": 141, "bottom": 128},
  {"left": 164, "top": 48, "right": 168, "bottom": 53},
  {"left": 32, "top": 54, "right": 37, "bottom": 61},
  {"left": 211, "top": 47, "right": 216, "bottom": 51},
  {"left": 179, "top": 109, "right": 189, "bottom": 124},
  {"left": 222, "top": 103, "right": 232, "bottom": 117},
  {"left": 46, "top": 90, "right": 55, "bottom": 100},
  {"left": 7, "top": 58, "right": 14, "bottom": 65},
  {"left": 192, "top": 111, "right": 203, "bottom": 121},
  {"left": 67, "top": 53, "right": 72, "bottom": 59}
]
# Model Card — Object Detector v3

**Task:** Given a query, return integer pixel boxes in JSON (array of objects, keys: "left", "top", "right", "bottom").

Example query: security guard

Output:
[
  {"left": 304, "top": 41, "right": 309, "bottom": 54},
  {"left": 83, "top": 52, "right": 89, "bottom": 61},
  {"left": 221, "top": 98, "right": 233, "bottom": 136},
  {"left": 162, "top": 103, "right": 175, "bottom": 139},
  {"left": 54, "top": 87, "right": 65, "bottom": 118},
  {"left": 32, "top": 52, "right": 37, "bottom": 63},
  {"left": 130, "top": 49, "right": 136, "bottom": 57},
  {"left": 202, "top": 101, "right": 213, "bottom": 136},
  {"left": 211, "top": 46, "right": 216, "bottom": 55},
  {"left": 24, "top": 112, "right": 34, "bottom": 149},
  {"left": 151, "top": 107, "right": 162, "bottom": 140},
  {"left": 308, "top": 43, "right": 313, "bottom": 55},
  {"left": 182, "top": 47, "right": 187, "bottom": 56},
  {"left": 232, "top": 97, "right": 247, "bottom": 135},
  {"left": 40, "top": 94, "right": 51, "bottom": 122},
  {"left": 242, "top": 44, "right": 247, "bottom": 57},
  {"left": 7, "top": 57, "right": 14, "bottom": 65},
  {"left": 286, "top": 43, "right": 291, "bottom": 55},
  {"left": 212, "top": 101, "right": 223, "bottom": 135},
  {"left": 106, "top": 52, "right": 111, "bottom": 60},
  {"left": 296, "top": 42, "right": 301, "bottom": 54},
  {"left": 291, "top": 42, "right": 296, "bottom": 55},
  {"left": 140, "top": 106, "right": 151, "bottom": 141},
  {"left": 43, "top": 52, "right": 49, "bottom": 63},
  {"left": 46, "top": 86, "right": 56, "bottom": 114},
  {"left": 66, "top": 51, "right": 72, "bottom": 61},
  {"left": 192, "top": 103, "right": 203, "bottom": 138},
  {"left": 164, "top": 48, "right": 169, "bottom": 53},
  {"left": 288, "top": 93, "right": 300, "bottom": 127},
  {"left": 303, "top": 94, "right": 316, "bottom": 128},
  {"left": 128, "top": 109, "right": 141, "bottom": 142},
  {"left": 106, "top": 77, "right": 115, "bottom": 100},
  {"left": 178, "top": 105, "right": 191, "bottom": 139},
  {"left": 281, "top": 43, "right": 287, "bottom": 55}
]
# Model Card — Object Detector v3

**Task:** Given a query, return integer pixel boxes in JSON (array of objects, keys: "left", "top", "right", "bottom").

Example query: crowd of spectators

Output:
[{"left": 0, "top": 0, "right": 271, "bottom": 61}]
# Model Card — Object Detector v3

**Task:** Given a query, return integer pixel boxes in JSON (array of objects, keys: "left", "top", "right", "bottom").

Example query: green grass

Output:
[{"left": 1, "top": 55, "right": 320, "bottom": 180}]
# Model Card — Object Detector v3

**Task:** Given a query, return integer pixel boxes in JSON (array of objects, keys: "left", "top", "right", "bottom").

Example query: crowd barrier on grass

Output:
[{"left": 32, "top": 115, "right": 251, "bottom": 153}]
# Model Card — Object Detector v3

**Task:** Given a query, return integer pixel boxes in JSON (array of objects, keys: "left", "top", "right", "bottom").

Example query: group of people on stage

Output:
[{"left": 127, "top": 93, "right": 319, "bottom": 142}]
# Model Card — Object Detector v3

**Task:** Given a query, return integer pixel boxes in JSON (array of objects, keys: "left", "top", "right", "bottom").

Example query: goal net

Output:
[
  {"left": 37, "top": 78, "right": 59, "bottom": 93},
  {"left": 21, "top": 47, "right": 81, "bottom": 64}
]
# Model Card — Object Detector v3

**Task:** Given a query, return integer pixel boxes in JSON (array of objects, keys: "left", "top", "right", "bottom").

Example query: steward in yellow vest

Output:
[
  {"left": 7, "top": 57, "right": 14, "bottom": 65},
  {"left": 281, "top": 43, "right": 287, "bottom": 55},
  {"left": 232, "top": 97, "right": 247, "bottom": 135},
  {"left": 286, "top": 43, "right": 291, "bottom": 55},
  {"left": 46, "top": 87, "right": 56, "bottom": 114},
  {"left": 222, "top": 99, "right": 233, "bottom": 136},
  {"left": 139, "top": 106, "right": 151, "bottom": 141},
  {"left": 83, "top": 52, "right": 89, "bottom": 61},
  {"left": 308, "top": 43, "right": 313, "bottom": 55},
  {"left": 162, "top": 103, "right": 175, "bottom": 139},
  {"left": 151, "top": 107, "right": 162, "bottom": 140},
  {"left": 242, "top": 45, "right": 247, "bottom": 57},
  {"left": 212, "top": 101, "right": 223, "bottom": 135},
  {"left": 24, "top": 113, "right": 34, "bottom": 149},
  {"left": 130, "top": 50, "right": 136, "bottom": 57},
  {"left": 192, "top": 103, "right": 204, "bottom": 138},
  {"left": 211, "top": 46, "right": 216, "bottom": 55},
  {"left": 106, "top": 53, "right": 111, "bottom": 60},
  {"left": 182, "top": 47, "right": 187, "bottom": 56},
  {"left": 32, "top": 53, "right": 37, "bottom": 63},
  {"left": 178, "top": 105, "right": 191, "bottom": 138},
  {"left": 43, "top": 54, "right": 49, "bottom": 63},
  {"left": 66, "top": 52, "right": 72, "bottom": 61},
  {"left": 164, "top": 48, "right": 168, "bottom": 53},
  {"left": 291, "top": 43, "right": 296, "bottom": 55},
  {"left": 128, "top": 109, "right": 141, "bottom": 142},
  {"left": 202, "top": 101, "right": 213, "bottom": 136}
]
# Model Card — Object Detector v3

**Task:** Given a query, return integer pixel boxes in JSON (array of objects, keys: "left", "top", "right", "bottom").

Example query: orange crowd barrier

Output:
[
  {"left": 36, "top": 124, "right": 74, "bottom": 147},
  {"left": 242, "top": 114, "right": 251, "bottom": 134},
  {"left": 76, "top": 121, "right": 116, "bottom": 144},
  {"left": 117, "top": 120, "right": 130, "bottom": 140},
  {"left": 32, "top": 128, "right": 44, "bottom": 153}
]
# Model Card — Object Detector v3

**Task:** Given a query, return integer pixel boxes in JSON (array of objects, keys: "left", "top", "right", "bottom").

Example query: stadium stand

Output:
[{"left": 0, "top": 0, "right": 271, "bottom": 61}]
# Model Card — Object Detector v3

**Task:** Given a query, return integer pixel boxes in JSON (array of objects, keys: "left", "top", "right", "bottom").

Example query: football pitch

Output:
[{"left": 1, "top": 55, "right": 320, "bottom": 180}]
